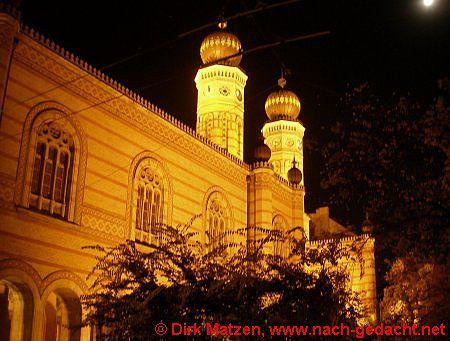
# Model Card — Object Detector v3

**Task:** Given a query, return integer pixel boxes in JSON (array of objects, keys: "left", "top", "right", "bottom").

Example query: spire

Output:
[{"left": 278, "top": 68, "right": 287, "bottom": 89}]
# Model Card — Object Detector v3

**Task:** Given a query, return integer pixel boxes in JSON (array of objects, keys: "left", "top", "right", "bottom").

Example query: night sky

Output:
[{"left": 17, "top": 0, "right": 450, "bottom": 213}]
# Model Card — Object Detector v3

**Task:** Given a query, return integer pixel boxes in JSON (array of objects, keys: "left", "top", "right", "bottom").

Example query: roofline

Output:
[{"left": 18, "top": 22, "right": 251, "bottom": 170}]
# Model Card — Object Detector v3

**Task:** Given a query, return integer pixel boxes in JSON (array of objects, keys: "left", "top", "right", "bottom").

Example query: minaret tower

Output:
[
  {"left": 262, "top": 76, "right": 305, "bottom": 183},
  {"left": 195, "top": 23, "right": 248, "bottom": 160}
]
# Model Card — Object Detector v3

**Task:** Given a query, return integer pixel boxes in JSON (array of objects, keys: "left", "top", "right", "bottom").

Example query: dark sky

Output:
[{"left": 18, "top": 0, "right": 450, "bottom": 213}]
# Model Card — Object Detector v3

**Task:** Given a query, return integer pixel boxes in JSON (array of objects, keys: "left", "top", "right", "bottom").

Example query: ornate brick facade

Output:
[{"left": 0, "top": 9, "right": 376, "bottom": 340}]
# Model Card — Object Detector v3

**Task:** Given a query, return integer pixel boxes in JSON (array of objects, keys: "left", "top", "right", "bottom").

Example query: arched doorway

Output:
[
  {"left": 0, "top": 279, "right": 34, "bottom": 341},
  {"left": 43, "top": 288, "right": 82, "bottom": 341}
]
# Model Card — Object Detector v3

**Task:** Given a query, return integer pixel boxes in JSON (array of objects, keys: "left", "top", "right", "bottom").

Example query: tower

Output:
[
  {"left": 195, "top": 25, "right": 248, "bottom": 160},
  {"left": 262, "top": 77, "right": 305, "bottom": 183}
]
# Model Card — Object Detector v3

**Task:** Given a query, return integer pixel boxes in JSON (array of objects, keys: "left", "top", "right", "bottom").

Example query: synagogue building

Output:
[{"left": 0, "top": 6, "right": 376, "bottom": 340}]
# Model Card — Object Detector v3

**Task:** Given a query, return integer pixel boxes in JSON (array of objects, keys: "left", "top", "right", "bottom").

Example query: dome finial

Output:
[
  {"left": 292, "top": 156, "right": 297, "bottom": 168},
  {"left": 278, "top": 68, "right": 287, "bottom": 89},
  {"left": 218, "top": 20, "right": 227, "bottom": 30}
]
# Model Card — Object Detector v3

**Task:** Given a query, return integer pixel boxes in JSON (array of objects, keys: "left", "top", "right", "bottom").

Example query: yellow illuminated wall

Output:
[{"left": 195, "top": 64, "right": 248, "bottom": 160}]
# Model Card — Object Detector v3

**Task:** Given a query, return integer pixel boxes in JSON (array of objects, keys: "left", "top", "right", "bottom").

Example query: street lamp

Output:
[{"left": 423, "top": 0, "right": 434, "bottom": 7}]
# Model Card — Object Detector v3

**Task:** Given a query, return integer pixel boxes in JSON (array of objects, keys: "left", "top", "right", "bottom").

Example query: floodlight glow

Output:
[{"left": 423, "top": 0, "right": 434, "bottom": 7}]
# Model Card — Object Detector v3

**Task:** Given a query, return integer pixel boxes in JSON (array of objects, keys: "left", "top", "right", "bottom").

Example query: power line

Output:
[
  {"left": 0, "top": 35, "right": 180, "bottom": 117},
  {"left": 240, "top": 0, "right": 283, "bottom": 65},
  {"left": 0, "top": 29, "right": 329, "bottom": 144},
  {"left": 1, "top": 0, "right": 303, "bottom": 117},
  {"left": 178, "top": 0, "right": 302, "bottom": 38},
  {"left": 240, "top": 1, "right": 339, "bottom": 97},
  {"left": 202, "top": 30, "right": 330, "bottom": 68}
]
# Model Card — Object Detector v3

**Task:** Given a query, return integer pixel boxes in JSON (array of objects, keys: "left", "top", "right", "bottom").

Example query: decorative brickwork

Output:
[{"left": 81, "top": 205, "right": 126, "bottom": 239}]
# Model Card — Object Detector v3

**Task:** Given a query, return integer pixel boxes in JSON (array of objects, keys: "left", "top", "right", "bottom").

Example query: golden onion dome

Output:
[
  {"left": 200, "top": 30, "right": 242, "bottom": 66},
  {"left": 287, "top": 158, "right": 303, "bottom": 185},
  {"left": 265, "top": 77, "right": 301, "bottom": 121}
]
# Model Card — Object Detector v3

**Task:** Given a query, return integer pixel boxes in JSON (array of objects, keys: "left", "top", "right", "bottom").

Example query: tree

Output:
[
  {"left": 380, "top": 254, "right": 449, "bottom": 326},
  {"left": 81, "top": 221, "right": 363, "bottom": 339},
  {"left": 320, "top": 79, "right": 450, "bottom": 324}
]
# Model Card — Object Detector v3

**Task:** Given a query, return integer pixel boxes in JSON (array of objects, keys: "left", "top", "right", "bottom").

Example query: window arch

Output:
[
  {"left": 273, "top": 214, "right": 288, "bottom": 257},
  {"left": 128, "top": 153, "right": 172, "bottom": 245},
  {"left": 15, "top": 102, "right": 87, "bottom": 224},
  {"left": 134, "top": 167, "right": 164, "bottom": 244},
  {"left": 29, "top": 121, "right": 74, "bottom": 219},
  {"left": 204, "top": 190, "right": 231, "bottom": 249}
]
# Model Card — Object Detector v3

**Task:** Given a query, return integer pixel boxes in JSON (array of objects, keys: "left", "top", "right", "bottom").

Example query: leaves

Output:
[
  {"left": 381, "top": 254, "right": 449, "bottom": 326},
  {"left": 320, "top": 79, "right": 450, "bottom": 326},
  {"left": 82, "top": 223, "right": 363, "bottom": 339}
]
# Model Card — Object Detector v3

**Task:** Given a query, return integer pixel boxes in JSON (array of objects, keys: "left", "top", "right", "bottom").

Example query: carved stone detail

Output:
[
  {"left": 41, "top": 270, "right": 88, "bottom": 295},
  {"left": 0, "top": 172, "right": 15, "bottom": 205},
  {"left": 0, "top": 258, "right": 42, "bottom": 292},
  {"left": 271, "top": 176, "right": 297, "bottom": 202},
  {"left": 0, "top": 258, "right": 89, "bottom": 296},
  {"left": 254, "top": 173, "right": 272, "bottom": 187},
  {"left": 81, "top": 206, "right": 126, "bottom": 238}
]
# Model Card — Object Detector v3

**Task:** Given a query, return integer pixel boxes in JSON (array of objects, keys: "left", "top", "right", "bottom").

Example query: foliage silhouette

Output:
[
  {"left": 82, "top": 218, "right": 364, "bottom": 339},
  {"left": 320, "top": 79, "right": 449, "bottom": 325}
]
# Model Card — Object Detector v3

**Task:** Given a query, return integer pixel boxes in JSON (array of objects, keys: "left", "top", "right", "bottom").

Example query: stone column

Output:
[
  {"left": 291, "top": 185, "right": 309, "bottom": 239},
  {"left": 247, "top": 162, "right": 273, "bottom": 248}
]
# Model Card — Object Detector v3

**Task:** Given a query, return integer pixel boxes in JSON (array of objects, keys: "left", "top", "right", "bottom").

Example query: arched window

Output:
[
  {"left": 134, "top": 167, "right": 164, "bottom": 245},
  {"left": 16, "top": 102, "right": 87, "bottom": 224},
  {"left": 29, "top": 121, "right": 74, "bottom": 219},
  {"left": 128, "top": 153, "right": 172, "bottom": 243},
  {"left": 206, "top": 192, "right": 229, "bottom": 249},
  {"left": 273, "top": 215, "right": 287, "bottom": 257}
]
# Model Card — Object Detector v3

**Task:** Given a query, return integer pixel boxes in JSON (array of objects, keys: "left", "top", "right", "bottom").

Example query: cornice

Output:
[
  {"left": 250, "top": 161, "right": 272, "bottom": 170},
  {"left": 308, "top": 233, "right": 374, "bottom": 245}
]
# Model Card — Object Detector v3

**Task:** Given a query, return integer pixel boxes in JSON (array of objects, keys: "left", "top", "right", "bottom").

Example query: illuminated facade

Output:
[{"left": 0, "top": 8, "right": 376, "bottom": 340}]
